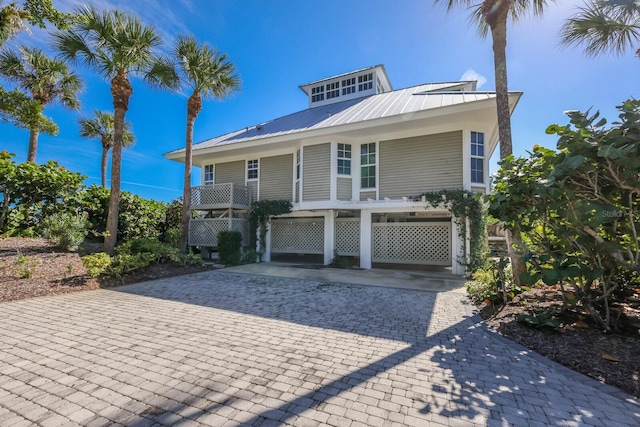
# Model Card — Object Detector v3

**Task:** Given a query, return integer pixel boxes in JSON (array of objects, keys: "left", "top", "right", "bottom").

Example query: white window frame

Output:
[
  {"left": 326, "top": 81, "right": 340, "bottom": 99},
  {"left": 295, "top": 149, "right": 301, "bottom": 181},
  {"left": 360, "top": 142, "right": 377, "bottom": 189},
  {"left": 358, "top": 73, "right": 373, "bottom": 92},
  {"left": 247, "top": 159, "right": 259, "bottom": 181},
  {"left": 342, "top": 77, "right": 355, "bottom": 95},
  {"left": 203, "top": 164, "right": 214, "bottom": 185},
  {"left": 337, "top": 143, "right": 351, "bottom": 176},
  {"left": 311, "top": 85, "right": 324, "bottom": 103},
  {"left": 471, "top": 131, "right": 484, "bottom": 184}
]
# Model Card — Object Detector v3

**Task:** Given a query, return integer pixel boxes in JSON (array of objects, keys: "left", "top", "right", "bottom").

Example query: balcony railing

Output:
[{"left": 190, "top": 183, "right": 251, "bottom": 210}]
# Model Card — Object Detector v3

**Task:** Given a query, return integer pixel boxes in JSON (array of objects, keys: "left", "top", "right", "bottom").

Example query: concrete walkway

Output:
[{"left": 0, "top": 269, "right": 638, "bottom": 426}]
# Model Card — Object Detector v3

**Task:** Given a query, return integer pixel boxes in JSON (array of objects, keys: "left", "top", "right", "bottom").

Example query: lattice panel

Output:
[
  {"left": 190, "top": 184, "right": 251, "bottom": 208},
  {"left": 372, "top": 222, "right": 451, "bottom": 265},
  {"left": 335, "top": 218, "right": 360, "bottom": 256},
  {"left": 271, "top": 218, "right": 324, "bottom": 254},
  {"left": 230, "top": 219, "right": 250, "bottom": 246},
  {"left": 189, "top": 219, "right": 227, "bottom": 246},
  {"left": 233, "top": 184, "right": 252, "bottom": 206}
]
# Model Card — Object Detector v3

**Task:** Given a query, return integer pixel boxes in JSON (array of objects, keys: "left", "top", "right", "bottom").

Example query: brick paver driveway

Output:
[{"left": 1, "top": 271, "right": 639, "bottom": 426}]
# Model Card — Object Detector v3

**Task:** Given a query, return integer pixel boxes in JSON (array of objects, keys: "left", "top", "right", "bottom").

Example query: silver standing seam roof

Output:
[{"left": 166, "top": 81, "right": 504, "bottom": 156}]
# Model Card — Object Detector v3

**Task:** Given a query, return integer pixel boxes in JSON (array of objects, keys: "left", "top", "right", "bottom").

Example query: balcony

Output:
[{"left": 190, "top": 183, "right": 252, "bottom": 210}]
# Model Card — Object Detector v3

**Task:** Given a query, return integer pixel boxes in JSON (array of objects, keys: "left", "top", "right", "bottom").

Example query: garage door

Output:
[
  {"left": 372, "top": 221, "right": 451, "bottom": 265},
  {"left": 270, "top": 218, "right": 324, "bottom": 254}
]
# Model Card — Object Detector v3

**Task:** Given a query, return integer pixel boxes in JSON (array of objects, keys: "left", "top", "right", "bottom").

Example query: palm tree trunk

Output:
[
  {"left": 489, "top": 10, "right": 527, "bottom": 286},
  {"left": 104, "top": 74, "right": 133, "bottom": 255},
  {"left": 101, "top": 146, "right": 108, "bottom": 188},
  {"left": 27, "top": 129, "right": 39, "bottom": 163},
  {"left": 180, "top": 91, "right": 202, "bottom": 253}
]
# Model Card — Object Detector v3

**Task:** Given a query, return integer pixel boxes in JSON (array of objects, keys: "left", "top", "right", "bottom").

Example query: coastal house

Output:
[{"left": 164, "top": 65, "right": 521, "bottom": 274}]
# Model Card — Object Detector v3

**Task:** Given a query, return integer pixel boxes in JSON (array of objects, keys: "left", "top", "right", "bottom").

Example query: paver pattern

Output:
[{"left": 0, "top": 270, "right": 639, "bottom": 426}]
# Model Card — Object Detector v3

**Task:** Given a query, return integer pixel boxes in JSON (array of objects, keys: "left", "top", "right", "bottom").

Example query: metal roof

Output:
[{"left": 167, "top": 81, "right": 506, "bottom": 156}]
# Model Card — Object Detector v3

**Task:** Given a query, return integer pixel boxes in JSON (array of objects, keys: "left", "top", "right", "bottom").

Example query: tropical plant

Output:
[
  {"left": 41, "top": 211, "right": 90, "bottom": 251},
  {"left": 0, "top": 1, "right": 28, "bottom": 45},
  {"left": 172, "top": 35, "right": 240, "bottom": 252},
  {"left": 486, "top": 100, "right": 640, "bottom": 331},
  {"left": 561, "top": 0, "right": 640, "bottom": 58},
  {"left": 53, "top": 5, "right": 177, "bottom": 254},
  {"left": 78, "top": 110, "right": 134, "bottom": 188},
  {"left": 435, "top": 0, "right": 555, "bottom": 284},
  {"left": 0, "top": 46, "right": 82, "bottom": 162}
]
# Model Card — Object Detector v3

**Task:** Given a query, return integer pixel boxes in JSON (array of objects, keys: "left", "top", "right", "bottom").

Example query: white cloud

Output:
[{"left": 460, "top": 69, "right": 487, "bottom": 88}]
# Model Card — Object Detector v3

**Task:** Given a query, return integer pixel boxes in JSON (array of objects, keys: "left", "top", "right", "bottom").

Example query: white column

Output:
[
  {"left": 360, "top": 209, "right": 372, "bottom": 269},
  {"left": 324, "top": 210, "right": 335, "bottom": 265},
  {"left": 451, "top": 217, "right": 465, "bottom": 275},
  {"left": 263, "top": 222, "right": 272, "bottom": 262}
]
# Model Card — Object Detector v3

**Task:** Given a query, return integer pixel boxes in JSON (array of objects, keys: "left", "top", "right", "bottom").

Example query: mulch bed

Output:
[{"left": 0, "top": 237, "right": 214, "bottom": 303}]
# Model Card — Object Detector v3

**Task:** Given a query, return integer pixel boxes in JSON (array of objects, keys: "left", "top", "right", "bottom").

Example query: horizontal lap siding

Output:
[
  {"left": 247, "top": 181, "right": 258, "bottom": 203},
  {"left": 379, "top": 131, "right": 462, "bottom": 198},
  {"left": 337, "top": 177, "right": 352, "bottom": 201},
  {"left": 260, "top": 154, "right": 293, "bottom": 201},
  {"left": 215, "top": 160, "right": 245, "bottom": 186},
  {"left": 360, "top": 191, "right": 376, "bottom": 201},
  {"left": 303, "top": 143, "right": 330, "bottom": 201}
]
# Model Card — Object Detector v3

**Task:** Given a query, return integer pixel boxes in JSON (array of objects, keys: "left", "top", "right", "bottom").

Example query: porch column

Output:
[
  {"left": 451, "top": 216, "right": 465, "bottom": 275},
  {"left": 263, "top": 221, "right": 272, "bottom": 262},
  {"left": 324, "top": 210, "right": 335, "bottom": 265},
  {"left": 360, "top": 209, "right": 372, "bottom": 269}
]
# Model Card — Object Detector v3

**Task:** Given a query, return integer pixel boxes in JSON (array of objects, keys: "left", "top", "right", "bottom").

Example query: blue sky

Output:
[{"left": 1, "top": 0, "right": 638, "bottom": 202}]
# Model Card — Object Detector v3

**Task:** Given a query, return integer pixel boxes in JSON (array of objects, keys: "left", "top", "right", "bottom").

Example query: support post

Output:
[
  {"left": 360, "top": 210, "right": 372, "bottom": 269},
  {"left": 324, "top": 210, "right": 335, "bottom": 265}
]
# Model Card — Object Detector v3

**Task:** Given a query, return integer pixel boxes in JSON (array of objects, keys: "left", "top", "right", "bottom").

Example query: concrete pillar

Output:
[
  {"left": 360, "top": 210, "right": 372, "bottom": 269},
  {"left": 324, "top": 210, "right": 335, "bottom": 265}
]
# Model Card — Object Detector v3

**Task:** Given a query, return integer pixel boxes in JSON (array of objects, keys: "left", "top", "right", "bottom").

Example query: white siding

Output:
[
  {"left": 260, "top": 154, "right": 293, "bottom": 201},
  {"left": 302, "top": 143, "right": 330, "bottom": 201}
]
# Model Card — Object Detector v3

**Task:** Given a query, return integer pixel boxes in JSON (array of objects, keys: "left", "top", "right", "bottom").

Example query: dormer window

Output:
[
  {"left": 326, "top": 82, "right": 340, "bottom": 99},
  {"left": 342, "top": 78, "right": 356, "bottom": 95},
  {"left": 311, "top": 86, "right": 324, "bottom": 102},
  {"left": 358, "top": 73, "right": 373, "bottom": 91}
]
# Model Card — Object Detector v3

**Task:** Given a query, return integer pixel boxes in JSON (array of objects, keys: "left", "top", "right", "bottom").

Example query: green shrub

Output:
[
  {"left": 109, "top": 252, "right": 156, "bottom": 277},
  {"left": 41, "top": 211, "right": 90, "bottom": 251},
  {"left": 116, "top": 238, "right": 179, "bottom": 263},
  {"left": 162, "top": 227, "right": 182, "bottom": 248},
  {"left": 81, "top": 252, "right": 112, "bottom": 277},
  {"left": 170, "top": 251, "right": 203, "bottom": 266},
  {"left": 466, "top": 257, "right": 526, "bottom": 305},
  {"left": 13, "top": 249, "right": 38, "bottom": 278},
  {"left": 218, "top": 230, "right": 242, "bottom": 265}
]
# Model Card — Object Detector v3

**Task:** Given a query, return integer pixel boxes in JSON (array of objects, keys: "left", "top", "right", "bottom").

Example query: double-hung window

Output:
[
  {"left": 337, "top": 143, "right": 351, "bottom": 175},
  {"left": 358, "top": 73, "right": 373, "bottom": 91},
  {"left": 342, "top": 77, "right": 355, "bottom": 95},
  {"left": 296, "top": 149, "right": 300, "bottom": 181},
  {"left": 203, "top": 164, "right": 214, "bottom": 185},
  {"left": 247, "top": 159, "right": 259, "bottom": 180},
  {"left": 471, "top": 132, "right": 484, "bottom": 183},
  {"left": 360, "top": 143, "right": 376, "bottom": 189},
  {"left": 311, "top": 85, "right": 324, "bottom": 103},
  {"left": 326, "top": 82, "right": 340, "bottom": 99}
]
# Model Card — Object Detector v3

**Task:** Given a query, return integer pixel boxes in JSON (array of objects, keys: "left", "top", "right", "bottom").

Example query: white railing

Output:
[
  {"left": 190, "top": 183, "right": 251, "bottom": 209},
  {"left": 189, "top": 218, "right": 250, "bottom": 247}
]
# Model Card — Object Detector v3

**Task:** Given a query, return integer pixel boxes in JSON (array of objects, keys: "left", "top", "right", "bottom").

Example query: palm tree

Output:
[
  {"left": 561, "top": 0, "right": 640, "bottom": 58},
  {"left": 435, "top": 1, "right": 553, "bottom": 283},
  {"left": 173, "top": 35, "right": 240, "bottom": 252},
  {"left": 53, "top": 5, "right": 177, "bottom": 254},
  {"left": 0, "top": 46, "right": 81, "bottom": 162},
  {"left": 79, "top": 110, "right": 134, "bottom": 188}
]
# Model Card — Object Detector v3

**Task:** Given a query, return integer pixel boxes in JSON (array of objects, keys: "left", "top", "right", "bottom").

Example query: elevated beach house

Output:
[{"left": 165, "top": 65, "right": 521, "bottom": 274}]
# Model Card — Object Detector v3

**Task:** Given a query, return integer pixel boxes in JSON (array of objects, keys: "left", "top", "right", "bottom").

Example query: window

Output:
[
  {"left": 342, "top": 77, "right": 356, "bottom": 95},
  {"left": 360, "top": 142, "right": 376, "bottom": 188},
  {"left": 337, "top": 143, "right": 351, "bottom": 175},
  {"left": 358, "top": 73, "right": 373, "bottom": 91},
  {"left": 311, "top": 85, "right": 324, "bottom": 102},
  {"left": 204, "top": 164, "right": 214, "bottom": 185},
  {"left": 471, "top": 131, "right": 484, "bottom": 183},
  {"left": 326, "top": 82, "right": 340, "bottom": 99},
  {"left": 247, "top": 159, "right": 259, "bottom": 180},
  {"left": 296, "top": 149, "right": 300, "bottom": 180}
]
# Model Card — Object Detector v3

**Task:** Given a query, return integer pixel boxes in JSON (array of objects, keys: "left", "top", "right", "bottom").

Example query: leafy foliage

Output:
[
  {"left": 418, "top": 189, "right": 487, "bottom": 273},
  {"left": 486, "top": 100, "right": 640, "bottom": 331},
  {"left": 0, "top": 151, "right": 85, "bottom": 235},
  {"left": 466, "top": 257, "right": 525, "bottom": 304},
  {"left": 81, "top": 252, "right": 111, "bottom": 277},
  {"left": 40, "top": 211, "right": 89, "bottom": 251},
  {"left": 217, "top": 230, "right": 242, "bottom": 265},
  {"left": 249, "top": 200, "right": 292, "bottom": 252}
]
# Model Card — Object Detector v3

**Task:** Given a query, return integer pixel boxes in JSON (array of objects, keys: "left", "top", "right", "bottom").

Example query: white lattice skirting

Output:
[
  {"left": 189, "top": 218, "right": 249, "bottom": 247},
  {"left": 335, "top": 218, "right": 360, "bottom": 256},
  {"left": 372, "top": 222, "right": 451, "bottom": 265},
  {"left": 271, "top": 218, "right": 324, "bottom": 254}
]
